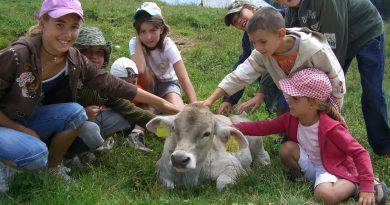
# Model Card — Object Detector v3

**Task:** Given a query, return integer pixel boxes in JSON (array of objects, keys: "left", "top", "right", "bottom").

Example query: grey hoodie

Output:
[{"left": 219, "top": 28, "right": 345, "bottom": 111}]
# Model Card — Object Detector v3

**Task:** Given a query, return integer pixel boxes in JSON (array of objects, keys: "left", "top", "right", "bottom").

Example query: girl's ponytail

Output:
[
  {"left": 26, "top": 14, "right": 50, "bottom": 37},
  {"left": 318, "top": 101, "right": 346, "bottom": 124},
  {"left": 26, "top": 25, "right": 42, "bottom": 37}
]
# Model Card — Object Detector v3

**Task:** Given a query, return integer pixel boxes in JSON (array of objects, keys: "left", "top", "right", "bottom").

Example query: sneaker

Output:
[
  {"left": 124, "top": 131, "right": 153, "bottom": 152},
  {"left": 62, "top": 156, "right": 81, "bottom": 167},
  {"left": 48, "top": 164, "right": 72, "bottom": 182},
  {"left": 0, "top": 162, "right": 15, "bottom": 193},
  {"left": 374, "top": 179, "right": 388, "bottom": 205},
  {"left": 78, "top": 152, "right": 96, "bottom": 163},
  {"left": 96, "top": 136, "right": 115, "bottom": 154}
]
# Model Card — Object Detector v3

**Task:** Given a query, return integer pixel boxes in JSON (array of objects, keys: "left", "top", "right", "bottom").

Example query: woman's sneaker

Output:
[
  {"left": 0, "top": 162, "right": 15, "bottom": 193},
  {"left": 78, "top": 152, "right": 97, "bottom": 163},
  {"left": 124, "top": 131, "right": 153, "bottom": 152},
  {"left": 48, "top": 164, "right": 72, "bottom": 182}
]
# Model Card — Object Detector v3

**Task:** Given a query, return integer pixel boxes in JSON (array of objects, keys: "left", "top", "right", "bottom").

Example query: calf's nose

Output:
[{"left": 171, "top": 154, "right": 190, "bottom": 168}]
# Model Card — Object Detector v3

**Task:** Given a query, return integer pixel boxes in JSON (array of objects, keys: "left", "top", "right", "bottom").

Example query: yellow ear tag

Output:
[
  {"left": 226, "top": 135, "right": 240, "bottom": 153},
  {"left": 155, "top": 121, "right": 171, "bottom": 138}
]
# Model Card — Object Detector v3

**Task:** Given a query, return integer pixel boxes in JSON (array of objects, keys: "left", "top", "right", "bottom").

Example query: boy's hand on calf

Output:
[{"left": 217, "top": 102, "right": 232, "bottom": 115}]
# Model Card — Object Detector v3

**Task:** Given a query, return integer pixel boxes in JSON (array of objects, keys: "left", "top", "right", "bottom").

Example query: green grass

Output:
[{"left": 0, "top": 0, "right": 389, "bottom": 204}]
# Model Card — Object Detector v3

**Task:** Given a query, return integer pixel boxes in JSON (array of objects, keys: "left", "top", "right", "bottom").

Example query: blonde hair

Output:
[
  {"left": 26, "top": 14, "right": 50, "bottom": 37},
  {"left": 318, "top": 101, "right": 346, "bottom": 124}
]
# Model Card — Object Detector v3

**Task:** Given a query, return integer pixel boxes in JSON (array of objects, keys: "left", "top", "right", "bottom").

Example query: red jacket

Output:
[{"left": 234, "top": 112, "right": 374, "bottom": 192}]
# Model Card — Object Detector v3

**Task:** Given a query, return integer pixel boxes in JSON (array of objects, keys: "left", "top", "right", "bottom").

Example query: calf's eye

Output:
[{"left": 202, "top": 132, "right": 211, "bottom": 138}]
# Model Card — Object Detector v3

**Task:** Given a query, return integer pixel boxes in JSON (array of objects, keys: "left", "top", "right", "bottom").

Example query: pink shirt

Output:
[{"left": 297, "top": 121, "right": 321, "bottom": 165}]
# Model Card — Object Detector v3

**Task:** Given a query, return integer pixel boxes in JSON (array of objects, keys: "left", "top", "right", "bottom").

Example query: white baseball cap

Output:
[
  {"left": 110, "top": 57, "right": 138, "bottom": 78},
  {"left": 133, "top": 2, "right": 162, "bottom": 20}
]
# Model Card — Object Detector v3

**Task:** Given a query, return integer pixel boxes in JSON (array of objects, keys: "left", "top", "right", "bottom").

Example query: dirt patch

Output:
[{"left": 170, "top": 35, "right": 196, "bottom": 51}]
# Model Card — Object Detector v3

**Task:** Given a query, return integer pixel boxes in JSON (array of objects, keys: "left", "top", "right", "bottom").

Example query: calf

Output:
[{"left": 146, "top": 103, "right": 270, "bottom": 191}]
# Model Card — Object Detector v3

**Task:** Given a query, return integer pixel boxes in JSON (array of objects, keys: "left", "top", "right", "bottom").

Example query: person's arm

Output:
[
  {"left": 133, "top": 88, "right": 180, "bottom": 115},
  {"left": 206, "top": 50, "right": 265, "bottom": 107},
  {"left": 203, "top": 87, "right": 228, "bottom": 108},
  {"left": 236, "top": 72, "right": 277, "bottom": 114},
  {"left": 130, "top": 36, "right": 147, "bottom": 75},
  {"left": 233, "top": 112, "right": 288, "bottom": 136},
  {"left": 0, "top": 47, "right": 40, "bottom": 139},
  {"left": 0, "top": 111, "right": 40, "bottom": 139},
  {"left": 236, "top": 92, "right": 265, "bottom": 114},
  {"left": 173, "top": 60, "right": 197, "bottom": 103},
  {"left": 107, "top": 97, "right": 156, "bottom": 128},
  {"left": 311, "top": 46, "right": 346, "bottom": 111},
  {"left": 81, "top": 54, "right": 179, "bottom": 115},
  {"left": 222, "top": 32, "right": 252, "bottom": 106},
  {"left": 328, "top": 124, "right": 374, "bottom": 193}
]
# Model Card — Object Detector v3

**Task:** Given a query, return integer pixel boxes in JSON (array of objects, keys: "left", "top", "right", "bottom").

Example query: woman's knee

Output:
[
  {"left": 0, "top": 128, "right": 48, "bottom": 170},
  {"left": 17, "top": 143, "right": 48, "bottom": 170},
  {"left": 19, "top": 152, "right": 48, "bottom": 170},
  {"left": 62, "top": 103, "right": 88, "bottom": 130}
]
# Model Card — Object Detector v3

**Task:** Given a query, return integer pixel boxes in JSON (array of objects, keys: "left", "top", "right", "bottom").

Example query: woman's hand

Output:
[
  {"left": 134, "top": 88, "right": 180, "bottom": 115},
  {"left": 0, "top": 111, "right": 41, "bottom": 139},
  {"left": 21, "top": 127, "right": 41, "bottom": 140}
]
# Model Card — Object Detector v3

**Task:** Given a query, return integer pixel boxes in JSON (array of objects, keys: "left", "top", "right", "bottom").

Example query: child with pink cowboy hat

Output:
[{"left": 233, "top": 68, "right": 388, "bottom": 205}]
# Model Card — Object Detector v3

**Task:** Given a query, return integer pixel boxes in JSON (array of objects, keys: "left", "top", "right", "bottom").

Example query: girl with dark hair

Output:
[{"left": 130, "top": 2, "right": 197, "bottom": 111}]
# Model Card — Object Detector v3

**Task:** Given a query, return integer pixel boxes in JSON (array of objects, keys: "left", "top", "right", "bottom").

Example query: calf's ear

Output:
[
  {"left": 146, "top": 115, "right": 176, "bottom": 133},
  {"left": 215, "top": 121, "right": 248, "bottom": 150}
]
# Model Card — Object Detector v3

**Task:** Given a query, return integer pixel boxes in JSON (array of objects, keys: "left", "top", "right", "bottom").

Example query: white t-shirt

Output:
[
  {"left": 297, "top": 121, "right": 322, "bottom": 165},
  {"left": 129, "top": 37, "right": 182, "bottom": 82}
]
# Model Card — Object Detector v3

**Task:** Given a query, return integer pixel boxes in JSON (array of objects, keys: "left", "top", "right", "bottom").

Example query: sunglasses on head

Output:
[{"left": 126, "top": 68, "right": 138, "bottom": 78}]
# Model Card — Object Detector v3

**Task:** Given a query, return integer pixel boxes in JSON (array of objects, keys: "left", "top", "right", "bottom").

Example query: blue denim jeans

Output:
[
  {"left": 263, "top": 74, "right": 289, "bottom": 114},
  {"left": 0, "top": 103, "right": 87, "bottom": 169},
  {"left": 0, "top": 128, "right": 47, "bottom": 170},
  {"left": 344, "top": 33, "right": 390, "bottom": 156},
  {"left": 24, "top": 103, "right": 87, "bottom": 141}
]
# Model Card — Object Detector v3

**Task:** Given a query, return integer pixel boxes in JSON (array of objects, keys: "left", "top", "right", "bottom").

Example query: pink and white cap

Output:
[
  {"left": 279, "top": 68, "right": 340, "bottom": 112},
  {"left": 38, "top": 0, "right": 84, "bottom": 20}
]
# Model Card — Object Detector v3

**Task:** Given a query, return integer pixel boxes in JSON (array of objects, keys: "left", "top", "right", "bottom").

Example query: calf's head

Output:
[{"left": 146, "top": 103, "right": 248, "bottom": 172}]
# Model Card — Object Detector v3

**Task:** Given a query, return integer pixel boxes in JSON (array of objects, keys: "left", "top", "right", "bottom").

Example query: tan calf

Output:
[{"left": 146, "top": 103, "right": 270, "bottom": 191}]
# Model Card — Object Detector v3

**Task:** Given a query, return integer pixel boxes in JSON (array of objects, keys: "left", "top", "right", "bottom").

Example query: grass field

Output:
[{"left": 0, "top": 0, "right": 389, "bottom": 204}]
